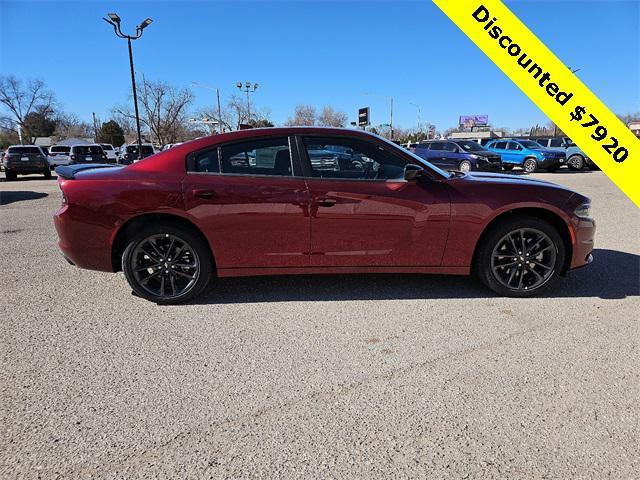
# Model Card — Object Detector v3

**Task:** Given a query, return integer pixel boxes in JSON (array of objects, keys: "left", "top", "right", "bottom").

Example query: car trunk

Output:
[{"left": 5, "top": 147, "right": 46, "bottom": 168}]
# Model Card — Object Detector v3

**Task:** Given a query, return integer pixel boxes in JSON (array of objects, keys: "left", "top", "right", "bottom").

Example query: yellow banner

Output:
[{"left": 433, "top": 0, "right": 640, "bottom": 207}]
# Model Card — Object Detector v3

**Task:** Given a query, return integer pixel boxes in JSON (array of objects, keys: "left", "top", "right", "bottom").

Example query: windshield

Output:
[
  {"left": 374, "top": 135, "right": 450, "bottom": 179},
  {"left": 101, "top": 144, "right": 114, "bottom": 150},
  {"left": 456, "top": 140, "right": 484, "bottom": 152},
  {"left": 518, "top": 140, "right": 543, "bottom": 149}
]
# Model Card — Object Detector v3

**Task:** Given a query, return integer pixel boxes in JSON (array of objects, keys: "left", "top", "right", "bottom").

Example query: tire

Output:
[
  {"left": 458, "top": 160, "right": 472, "bottom": 173},
  {"left": 5, "top": 171, "right": 17, "bottom": 181},
  {"left": 122, "top": 224, "right": 213, "bottom": 304},
  {"left": 522, "top": 157, "right": 538, "bottom": 174},
  {"left": 474, "top": 215, "right": 565, "bottom": 298},
  {"left": 567, "top": 155, "right": 584, "bottom": 171},
  {"left": 43, "top": 169, "right": 52, "bottom": 179}
]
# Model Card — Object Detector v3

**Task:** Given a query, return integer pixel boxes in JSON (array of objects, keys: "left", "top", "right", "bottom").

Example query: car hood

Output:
[{"left": 458, "top": 171, "right": 576, "bottom": 192}]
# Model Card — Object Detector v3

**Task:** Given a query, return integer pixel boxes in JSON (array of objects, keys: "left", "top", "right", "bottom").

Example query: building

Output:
[
  {"left": 628, "top": 121, "right": 640, "bottom": 138},
  {"left": 448, "top": 130, "right": 505, "bottom": 141}
]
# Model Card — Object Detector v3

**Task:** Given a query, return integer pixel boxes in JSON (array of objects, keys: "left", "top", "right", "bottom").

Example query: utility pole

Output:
[
  {"left": 192, "top": 82, "right": 226, "bottom": 134},
  {"left": 92, "top": 112, "right": 99, "bottom": 141}
]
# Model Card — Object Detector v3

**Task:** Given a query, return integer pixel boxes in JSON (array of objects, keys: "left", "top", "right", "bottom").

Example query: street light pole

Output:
[
  {"left": 192, "top": 82, "right": 225, "bottom": 134},
  {"left": 103, "top": 13, "right": 152, "bottom": 160},
  {"left": 236, "top": 82, "right": 258, "bottom": 125}
]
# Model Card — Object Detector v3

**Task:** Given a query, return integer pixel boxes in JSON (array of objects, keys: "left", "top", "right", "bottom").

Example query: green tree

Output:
[
  {"left": 22, "top": 110, "right": 56, "bottom": 140},
  {"left": 97, "top": 120, "right": 125, "bottom": 147}
]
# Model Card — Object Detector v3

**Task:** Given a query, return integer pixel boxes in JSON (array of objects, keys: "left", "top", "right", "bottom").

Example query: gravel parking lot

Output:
[{"left": 1, "top": 170, "right": 638, "bottom": 478}]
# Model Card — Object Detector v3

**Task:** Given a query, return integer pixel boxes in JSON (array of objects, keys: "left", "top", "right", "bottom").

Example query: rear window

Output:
[
  {"left": 50, "top": 146, "right": 71, "bottom": 153},
  {"left": 126, "top": 145, "right": 154, "bottom": 154},
  {"left": 101, "top": 144, "right": 114, "bottom": 150},
  {"left": 8, "top": 146, "right": 41, "bottom": 154},
  {"left": 73, "top": 146, "right": 104, "bottom": 154}
]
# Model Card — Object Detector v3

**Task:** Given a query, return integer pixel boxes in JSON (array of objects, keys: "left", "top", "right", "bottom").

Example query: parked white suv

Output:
[
  {"left": 48, "top": 145, "right": 72, "bottom": 167},
  {"left": 100, "top": 143, "right": 118, "bottom": 162}
]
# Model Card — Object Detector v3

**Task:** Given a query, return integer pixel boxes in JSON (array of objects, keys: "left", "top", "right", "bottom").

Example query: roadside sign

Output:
[{"left": 358, "top": 107, "right": 370, "bottom": 127}]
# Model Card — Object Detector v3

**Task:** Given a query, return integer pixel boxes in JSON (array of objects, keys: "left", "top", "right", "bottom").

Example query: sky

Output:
[{"left": 1, "top": 0, "right": 639, "bottom": 132}]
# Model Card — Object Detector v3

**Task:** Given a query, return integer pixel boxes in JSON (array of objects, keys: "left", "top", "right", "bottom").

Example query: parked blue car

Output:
[
  {"left": 413, "top": 140, "right": 502, "bottom": 172},
  {"left": 565, "top": 145, "right": 598, "bottom": 170},
  {"left": 484, "top": 138, "right": 566, "bottom": 173}
]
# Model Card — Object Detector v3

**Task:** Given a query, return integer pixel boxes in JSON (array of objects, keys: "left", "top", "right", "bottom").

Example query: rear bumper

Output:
[
  {"left": 3, "top": 161, "right": 48, "bottom": 172},
  {"left": 54, "top": 204, "right": 115, "bottom": 272}
]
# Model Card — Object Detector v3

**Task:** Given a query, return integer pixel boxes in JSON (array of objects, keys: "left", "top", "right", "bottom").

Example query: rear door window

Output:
[
  {"left": 220, "top": 137, "right": 293, "bottom": 177},
  {"left": 429, "top": 142, "right": 446, "bottom": 151},
  {"left": 493, "top": 141, "right": 507, "bottom": 150}
]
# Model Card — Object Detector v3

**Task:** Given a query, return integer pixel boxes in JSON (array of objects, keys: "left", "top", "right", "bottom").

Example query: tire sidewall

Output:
[
  {"left": 475, "top": 216, "right": 565, "bottom": 297},
  {"left": 568, "top": 155, "right": 584, "bottom": 171},
  {"left": 459, "top": 160, "right": 472, "bottom": 173},
  {"left": 122, "top": 224, "right": 213, "bottom": 304},
  {"left": 523, "top": 158, "right": 538, "bottom": 174}
]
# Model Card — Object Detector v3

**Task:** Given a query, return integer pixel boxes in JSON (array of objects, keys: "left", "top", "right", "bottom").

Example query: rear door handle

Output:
[
  {"left": 317, "top": 198, "right": 337, "bottom": 207},
  {"left": 192, "top": 189, "right": 217, "bottom": 199}
]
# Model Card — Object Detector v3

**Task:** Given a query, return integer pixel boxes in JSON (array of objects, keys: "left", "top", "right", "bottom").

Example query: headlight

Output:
[
  {"left": 574, "top": 202, "right": 592, "bottom": 219},
  {"left": 469, "top": 154, "right": 480, "bottom": 159}
]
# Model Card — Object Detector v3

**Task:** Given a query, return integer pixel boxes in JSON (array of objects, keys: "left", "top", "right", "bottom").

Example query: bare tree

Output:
[
  {"left": 52, "top": 113, "right": 92, "bottom": 141},
  {"left": 285, "top": 105, "right": 316, "bottom": 126},
  {"left": 114, "top": 78, "right": 194, "bottom": 145},
  {"left": 318, "top": 106, "right": 348, "bottom": 127},
  {"left": 0, "top": 75, "right": 55, "bottom": 144}
]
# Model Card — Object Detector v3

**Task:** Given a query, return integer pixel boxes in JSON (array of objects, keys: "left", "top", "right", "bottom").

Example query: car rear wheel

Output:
[
  {"left": 475, "top": 216, "right": 565, "bottom": 297},
  {"left": 43, "top": 168, "right": 52, "bottom": 179},
  {"left": 523, "top": 158, "right": 538, "bottom": 174},
  {"left": 458, "top": 160, "right": 472, "bottom": 173},
  {"left": 122, "top": 225, "right": 213, "bottom": 304},
  {"left": 5, "top": 171, "right": 17, "bottom": 181},
  {"left": 568, "top": 155, "right": 584, "bottom": 171}
]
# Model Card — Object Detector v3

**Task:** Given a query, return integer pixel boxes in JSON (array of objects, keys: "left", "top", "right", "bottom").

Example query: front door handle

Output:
[
  {"left": 317, "top": 198, "right": 337, "bottom": 207},
  {"left": 192, "top": 189, "right": 217, "bottom": 199}
]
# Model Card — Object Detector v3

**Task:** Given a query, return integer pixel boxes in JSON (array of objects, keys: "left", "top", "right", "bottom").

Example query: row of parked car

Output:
[
  {"left": 407, "top": 136, "right": 595, "bottom": 174},
  {"left": 0, "top": 142, "right": 177, "bottom": 180}
]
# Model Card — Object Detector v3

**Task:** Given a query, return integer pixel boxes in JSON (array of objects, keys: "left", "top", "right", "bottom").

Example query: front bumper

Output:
[{"left": 569, "top": 217, "right": 596, "bottom": 270}]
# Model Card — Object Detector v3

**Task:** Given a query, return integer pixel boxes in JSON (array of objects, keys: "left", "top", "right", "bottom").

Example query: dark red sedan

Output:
[{"left": 54, "top": 127, "right": 595, "bottom": 304}]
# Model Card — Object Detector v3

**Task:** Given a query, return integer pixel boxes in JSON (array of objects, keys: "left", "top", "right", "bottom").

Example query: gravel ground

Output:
[{"left": 1, "top": 170, "right": 638, "bottom": 479}]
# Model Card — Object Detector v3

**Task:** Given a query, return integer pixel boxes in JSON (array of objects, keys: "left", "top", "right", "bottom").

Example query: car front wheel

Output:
[
  {"left": 475, "top": 216, "right": 565, "bottom": 297},
  {"left": 122, "top": 225, "right": 213, "bottom": 304},
  {"left": 522, "top": 158, "right": 538, "bottom": 174},
  {"left": 568, "top": 155, "right": 584, "bottom": 171},
  {"left": 458, "top": 160, "right": 472, "bottom": 173}
]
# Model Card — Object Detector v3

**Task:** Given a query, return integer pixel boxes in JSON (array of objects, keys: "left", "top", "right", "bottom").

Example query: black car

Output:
[
  {"left": 69, "top": 144, "right": 107, "bottom": 164},
  {"left": 414, "top": 139, "right": 502, "bottom": 172},
  {"left": 2, "top": 145, "right": 51, "bottom": 180},
  {"left": 118, "top": 144, "right": 155, "bottom": 165}
]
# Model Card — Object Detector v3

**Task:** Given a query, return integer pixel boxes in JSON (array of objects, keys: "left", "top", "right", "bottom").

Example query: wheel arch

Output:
[
  {"left": 111, "top": 212, "right": 215, "bottom": 272},
  {"left": 471, "top": 207, "right": 573, "bottom": 275}
]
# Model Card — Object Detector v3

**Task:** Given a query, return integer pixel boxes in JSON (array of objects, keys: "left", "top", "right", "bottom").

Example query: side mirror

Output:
[{"left": 404, "top": 163, "right": 426, "bottom": 181}]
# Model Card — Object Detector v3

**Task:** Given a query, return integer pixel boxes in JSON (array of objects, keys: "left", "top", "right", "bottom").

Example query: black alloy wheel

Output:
[
  {"left": 475, "top": 216, "right": 565, "bottom": 297},
  {"left": 122, "top": 225, "right": 213, "bottom": 304}
]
